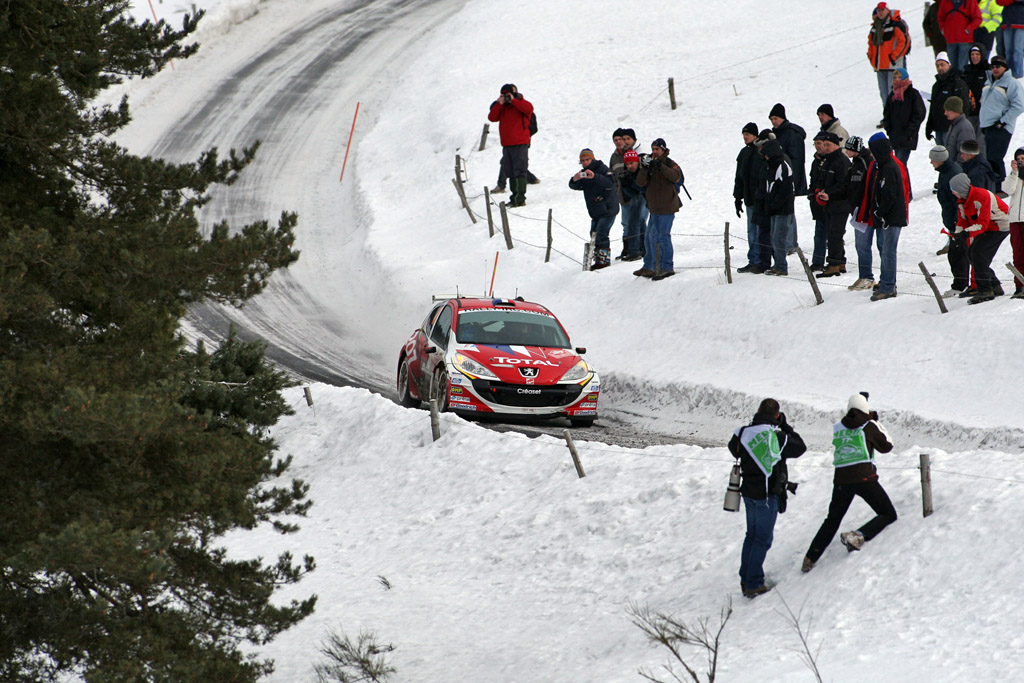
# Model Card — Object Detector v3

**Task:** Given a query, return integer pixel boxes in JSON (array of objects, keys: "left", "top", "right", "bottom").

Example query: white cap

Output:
[
  {"left": 935, "top": 51, "right": 950, "bottom": 64},
  {"left": 848, "top": 393, "right": 871, "bottom": 413}
]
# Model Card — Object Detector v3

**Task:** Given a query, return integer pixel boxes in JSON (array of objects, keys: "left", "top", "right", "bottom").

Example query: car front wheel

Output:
[
  {"left": 430, "top": 365, "right": 450, "bottom": 412},
  {"left": 397, "top": 358, "right": 421, "bottom": 408}
]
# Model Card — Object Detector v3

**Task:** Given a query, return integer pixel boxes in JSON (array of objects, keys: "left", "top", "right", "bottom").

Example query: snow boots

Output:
[
  {"left": 508, "top": 177, "right": 527, "bottom": 207},
  {"left": 840, "top": 530, "right": 865, "bottom": 552},
  {"left": 591, "top": 248, "right": 611, "bottom": 270}
]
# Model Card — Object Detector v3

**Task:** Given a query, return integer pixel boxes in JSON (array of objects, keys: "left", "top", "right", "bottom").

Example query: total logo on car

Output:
[{"left": 396, "top": 296, "right": 600, "bottom": 427}]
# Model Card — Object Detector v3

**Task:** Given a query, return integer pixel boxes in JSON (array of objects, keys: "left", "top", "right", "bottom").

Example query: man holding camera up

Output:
[
  {"left": 634, "top": 138, "right": 683, "bottom": 280},
  {"left": 488, "top": 84, "right": 534, "bottom": 207},
  {"left": 728, "top": 398, "right": 806, "bottom": 598},
  {"left": 801, "top": 392, "right": 897, "bottom": 573}
]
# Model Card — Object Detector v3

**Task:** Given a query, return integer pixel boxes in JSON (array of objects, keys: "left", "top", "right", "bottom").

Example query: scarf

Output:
[{"left": 892, "top": 78, "right": 911, "bottom": 102}]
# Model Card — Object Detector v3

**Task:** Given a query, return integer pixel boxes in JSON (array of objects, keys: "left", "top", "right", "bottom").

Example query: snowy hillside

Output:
[{"left": 120, "top": 0, "right": 1024, "bottom": 680}]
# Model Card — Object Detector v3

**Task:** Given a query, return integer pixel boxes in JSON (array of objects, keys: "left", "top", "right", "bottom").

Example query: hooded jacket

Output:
[
  {"left": 568, "top": 159, "right": 619, "bottom": 219},
  {"left": 761, "top": 140, "right": 795, "bottom": 216},
  {"left": 867, "top": 9, "right": 910, "bottom": 71},
  {"left": 728, "top": 411, "right": 806, "bottom": 499},
  {"left": 734, "top": 142, "right": 763, "bottom": 207},
  {"left": 772, "top": 120, "right": 808, "bottom": 195},
  {"left": 962, "top": 49, "right": 990, "bottom": 111},
  {"left": 962, "top": 154, "right": 999, "bottom": 191},
  {"left": 869, "top": 136, "right": 909, "bottom": 228},
  {"left": 883, "top": 83, "right": 927, "bottom": 149},
  {"left": 833, "top": 409, "right": 893, "bottom": 486}
]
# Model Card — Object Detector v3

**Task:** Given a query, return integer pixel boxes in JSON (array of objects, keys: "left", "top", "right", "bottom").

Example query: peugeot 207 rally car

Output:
[{"left": 396, "top": 297, "right": 600, "bottom": 427}]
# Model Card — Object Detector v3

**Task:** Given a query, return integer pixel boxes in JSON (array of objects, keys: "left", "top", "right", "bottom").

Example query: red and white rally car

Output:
[{"left": 396, "top": 297, "right": 600, "bottom": 426}]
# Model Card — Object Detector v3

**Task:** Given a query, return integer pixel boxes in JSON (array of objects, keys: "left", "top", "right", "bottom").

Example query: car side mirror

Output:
[
  {"left": 575, "top": 347, "right": 586, "bottom": 354},
  {"left": 425, "top": 345, "right": 437, "bottom": 354}
]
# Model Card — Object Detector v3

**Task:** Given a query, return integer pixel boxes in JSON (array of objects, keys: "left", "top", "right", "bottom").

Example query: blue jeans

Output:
[
  {"left": 740, "top": 495, "right": 779, "bottom": 590},
  {"left": 812, "top": 218, "right": 827, "bottom": 266},
  {"left": 590, "top": 213, "right": 617, "bottom": 252},
  {"left": 1005, "top": 27, "right": 1024, "bottom": 78},
  {"left": 854, "top": 224, "right": 881, "bottom": 280},
  {"left": 785, "top": 214, "right": 798, "bottom": 251},
  {"left": 620, "top": 197, "right": 649, "bottom": 256},
  {"left": 770, "top": 214, "right": 791, "bottom": 273},
  {"left": 876, "top": 69, "right": 893, "bottom": 105},
  {"left": 878, "top": 225, "right": 902, "bottom": 293},
  {"left": 644, "top": 213, "right": 675, "bottom": 272},
  {"left": 745, "top": 208, "right": 765, "bottom": 265},
  {"left": 947, "top": 42, "right": 971, "bottom": 72}
]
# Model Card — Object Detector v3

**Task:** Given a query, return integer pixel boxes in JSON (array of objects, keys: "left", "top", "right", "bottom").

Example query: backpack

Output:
[
  {"left": 893, "top": 10, "right": 911, "bottom": 56},
  {"left": 528, "top": 112, "right": 538, "bottom": 136}
]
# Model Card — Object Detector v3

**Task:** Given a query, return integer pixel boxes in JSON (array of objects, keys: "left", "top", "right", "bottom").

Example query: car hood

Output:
[{"left": 455, "top": 344, "right": 586, "bottom": 385}]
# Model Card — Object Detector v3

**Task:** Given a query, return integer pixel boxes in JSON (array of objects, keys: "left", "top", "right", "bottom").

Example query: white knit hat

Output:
[
  {"left": 848, "top": 392, "right": 871, "bottom": 413},
  {"left": 935, "top": 51, "right": 950, "bottom": 64}
]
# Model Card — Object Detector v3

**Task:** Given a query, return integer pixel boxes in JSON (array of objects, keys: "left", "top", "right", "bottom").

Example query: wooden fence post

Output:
[
  {"left": 724, "top": 221, "right": 733, "bottom": 284},
  {"left": 484, "top": 187, "right": 495, "bottom": 237},
  {"left": 452, "top": 178, "right": 477, "bottom": 224},
  {"left": 667, "top": 77, "right": 676, "bottom": 110},
  {"left": 1006, "top": 261, "right": 1024, "bottom": 286},
  {"left": 563, "top": 429, "right": 586, "bottom": 479},
  {"left": 919, "top": 261, "right": 949, "bottom": 314},
  {"left": 920, "top": 453, "right": 934, "bottom": 517},
  {"left": 582, "top": 233, "right": 595, "bottom": 271},
  {"left": 545, "top": 209, "right": 553, "bottom": 263},
  {"left": 429, "top": 400, "right": 441, "bottom": 442},
  {"left": 498, "top": 202, "right": 514, "bottom": 249},
  {"left": 794, "top": 246, "right": 824, "bottom": 305},
  {"left": 479, "top": 123, "right": 490, "bottom": 151},
  {"left": 303, "top": 386, "right": 314, "bottom": 407}
]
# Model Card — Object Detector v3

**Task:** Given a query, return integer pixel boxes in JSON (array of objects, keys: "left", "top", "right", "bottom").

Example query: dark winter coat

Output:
[
  {"left": 568, "top": 159, "right": 619, "bottom": 219},
  {"left": 848, "top": 150, "right": 874, "bottom": 216},
  {"left": 487, "top": 94, "right": 534, "bottom": 147},
  {"left": 962, "top": 57, "right": 990, "bottom": 113},
  {"left": 869, "top": 137, "right": 909, "bottom": 228},
  {"left": 926, "top": 69, "right": 973, "bottom": 138},
  {"left": 833, "top": 409, "right": 893, "bottom": 486},
  {"left": 883, "top": 85, "right": 927, "bottom": 150},
  {"left": 936, "top": 158, "right": 965, "bottom": 229},
  {"left": 609, "top": 142, "right": 640, "bottom": 204},
  {"left": 762, "top": 140, "right": 795, "bottom": 216},
  {"left": 923, "top": 2, "right": 948, "bottom": 53},
  {"left": 728, "top": 410, "right": 806, "bottom": 500},
  {"left": 1001, "top": 0, "right": 1024, "bottom": 29},
  {"left": 734, "top": 143, "right": 762, "bottom": 206},
  {"left": 963, "top": 153, "right": 999, "bottom": 191},
  {"left": 944, "top": 112, "right": 977, "bottom": 159},
  {"left": 619, "top": 165, "right": 646, "bottom": 205},
  {"left": 808, "top": 147, "right": 851, "bottom": 220},
  {"left": 772, "top": 120, "right": 808, "bottom": 195},
  {"left": 636, "top": 155, "right": 682, "bottom": 215}
]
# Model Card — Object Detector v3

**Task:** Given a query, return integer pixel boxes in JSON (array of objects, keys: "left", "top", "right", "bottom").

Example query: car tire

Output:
[
  {"left": 397, "top": 358, "right": 421, "bottom": 409},
  {"left": 430, "top": 365, "right": 451, "bottom": 412},
  {"left": 570, "top": 418, "right": 595, "bottom": 428}
]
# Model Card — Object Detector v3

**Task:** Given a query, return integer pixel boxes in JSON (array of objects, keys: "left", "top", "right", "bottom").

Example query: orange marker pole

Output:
[
  {"left": 339, "top": 101, "right": 361, "bottom": 183},
  {"left": 488, "top": 251, "right": 499, "bottom": 297},
  {"left": 147, "top": 0, "right": 175, "bottom": 70}
]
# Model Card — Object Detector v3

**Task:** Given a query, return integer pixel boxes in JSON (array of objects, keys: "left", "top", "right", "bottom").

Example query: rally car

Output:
[{"left": 396, "top": 297, "right": 600, "bottom": 426}]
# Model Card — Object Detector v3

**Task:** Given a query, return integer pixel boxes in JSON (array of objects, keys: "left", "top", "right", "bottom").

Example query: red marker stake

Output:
[
  {"left": 339, "top": 101, "right": 361, "bottom": 183},
  {"left": 488, "top": 251, "right": 499, "bottom": 297}
]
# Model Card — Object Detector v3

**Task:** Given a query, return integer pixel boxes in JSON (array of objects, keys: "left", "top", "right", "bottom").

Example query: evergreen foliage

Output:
[{"left": 0, "top": 2, "right": 314, "bottom": 680}]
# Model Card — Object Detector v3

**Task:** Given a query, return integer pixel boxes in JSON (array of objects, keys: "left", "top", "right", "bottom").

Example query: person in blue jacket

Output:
[{"left": 569, "top": 148, "right": 618, "bottom": 270}]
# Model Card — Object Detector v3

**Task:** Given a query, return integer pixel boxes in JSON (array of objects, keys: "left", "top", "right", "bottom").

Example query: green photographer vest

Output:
[
  {"left": 735, "top": 424, "right": 782, "bottom": 493},
  {"left": 832, "top": 422, "right": 871, "bottom": 468}
]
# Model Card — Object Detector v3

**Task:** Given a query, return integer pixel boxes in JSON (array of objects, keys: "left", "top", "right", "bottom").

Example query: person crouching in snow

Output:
[
  {"left": 949, "top": 171, "right": 1011, "bottom": 303},
  {"left": 570, "top": 148, "right": 619, "bottom": 271},
  {"left": 801, "top": 392, "right": 897, "bottom": 573}
]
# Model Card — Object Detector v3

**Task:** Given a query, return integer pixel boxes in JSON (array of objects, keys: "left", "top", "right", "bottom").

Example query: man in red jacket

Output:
[
  {"left": 939, "top": 0, "right": 983, "bottom": 70},
  {"left": 488, "top": 84, "right": 534, "bottom": 207}
]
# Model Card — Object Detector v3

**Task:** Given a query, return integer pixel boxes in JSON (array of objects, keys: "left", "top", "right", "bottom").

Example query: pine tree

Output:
[{"left": 0, "top": 3, "right": 315, "bottom": 680}]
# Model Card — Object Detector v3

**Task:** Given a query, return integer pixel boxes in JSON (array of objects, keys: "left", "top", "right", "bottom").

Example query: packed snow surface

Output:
[{"left": 120, "top": 0, "right": 1024, "bottom": 680}]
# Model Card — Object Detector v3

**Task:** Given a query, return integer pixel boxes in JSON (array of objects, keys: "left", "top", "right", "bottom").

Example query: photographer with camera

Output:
[
  {"left": 728, "top": 398, "right": 806, "bottom": 598},
  {"left": 1000, "top": 147, "right": 1024, "bottom": 299},
  {"left": 801, "top": 392, "right": 897, "bottom": 573},
  {"left": 487, "top": 84, "right": 535, "bottom": 207},
  {"left": 634, "top": 138, "right": 683, "bottom": 281},
  {"left": 569, "top": 148, "right": 618, "bottom": 270}
]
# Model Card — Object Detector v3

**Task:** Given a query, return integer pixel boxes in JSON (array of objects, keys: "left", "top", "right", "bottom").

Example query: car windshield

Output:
[{"left": 455, "top": 309, "right": 571, "bottom": 348}]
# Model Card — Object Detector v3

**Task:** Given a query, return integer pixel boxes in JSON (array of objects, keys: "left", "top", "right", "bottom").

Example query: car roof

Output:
[{"left": 447, "top": 297, "right": 553, "bottom": 315}]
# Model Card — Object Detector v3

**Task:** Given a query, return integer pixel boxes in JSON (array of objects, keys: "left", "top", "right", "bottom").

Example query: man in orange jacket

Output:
[{"left": 868, "top": 3, "right": 911, "bottom": 120}]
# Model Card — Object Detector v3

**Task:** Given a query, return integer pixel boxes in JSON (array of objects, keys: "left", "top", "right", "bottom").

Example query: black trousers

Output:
[
  {"left": 948, "top": 231, "right": 970, "bottom": 291},
  {"left": 968, "top": 230, "right": 1009, "bottom": 292},
  {"left": 826, "top": 211, "right": 849, "bottom": 265},
  {"left": 805, "top": 478, "right": 897, "bottom": 563}
]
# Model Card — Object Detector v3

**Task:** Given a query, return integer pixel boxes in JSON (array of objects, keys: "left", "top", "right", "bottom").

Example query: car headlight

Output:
[
  {"left": 454, "top": 353, "right": 498, "bottom": 380},
  {"left": 558, "top": 360, "right": 592, "bottom": 383}
]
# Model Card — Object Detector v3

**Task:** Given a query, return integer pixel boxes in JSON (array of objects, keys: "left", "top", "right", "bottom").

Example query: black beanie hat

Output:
[
  {"left": 742, "top": 121, "right": 759, "bottom": 136},
  {"left": 769, "top": 102, "right": 786, "bottom": 120},
  {"left": 500, "top": 83, "right": 517, "bottom": 94},
  {"left": 612, "top": 128, "right": 626, "bottom": 139},
  {"left": 817, "top": 103, "right": 834, "bottom": 117},
  {"left": 651, "top": 137, "right": 669, "bottom": 152},
  {"left": 621, "top": 128, "right": 636, "bottom": 140}
]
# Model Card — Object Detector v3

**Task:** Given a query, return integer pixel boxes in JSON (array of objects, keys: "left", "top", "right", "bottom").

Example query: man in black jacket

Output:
[
  {"left": 728, "top": 398, "right": 806, "bottom": 598},
  {"left": 867, "top": 133, "right": 909, "bottom": 300},
  {"left": 809, "top": 131, "right": 853, "bottom": 277},
  {"left": 760, "top": 138, "right": 797, "bottom": 276},
  {"left": 735, "top": 122, "right": 768, "bottom": 273},
  {"left": 959, "top": 139, "right": 998, "bottom": 191},
  {"left": 802, "top": 392, "right": 897, "bottom": 572},
  {"left": 925, "top": 53, "right": 973, "bottom": 146},
  {"left": 929, "top": 145, "right": 970, "bottom": 295},
  {"left": 770, "top": 103, "right": 806, "bottom": 254}
]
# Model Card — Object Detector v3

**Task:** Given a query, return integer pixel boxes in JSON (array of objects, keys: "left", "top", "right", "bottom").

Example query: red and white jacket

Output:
[{"left": 953, "top": 186, "right": 1010, "bottom": 242}]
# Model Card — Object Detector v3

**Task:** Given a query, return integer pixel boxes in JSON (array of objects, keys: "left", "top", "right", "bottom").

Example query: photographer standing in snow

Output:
[
  {"left": 801, "top": 392, "right": 897, "bottom": 573},
  {"left": 488, "top": 84, "right": 534, "bottom": 207},
  {"left": 728, "top": 398, "right": 806, "bottom": 598}
]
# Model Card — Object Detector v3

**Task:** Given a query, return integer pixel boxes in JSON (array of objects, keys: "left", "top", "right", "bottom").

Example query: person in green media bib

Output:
[
  {"left": 728, "top": 398, "right": 806, "bottom": 599},
  {"left": 801, "top": 392, "right": 898, "bottom": 573}
]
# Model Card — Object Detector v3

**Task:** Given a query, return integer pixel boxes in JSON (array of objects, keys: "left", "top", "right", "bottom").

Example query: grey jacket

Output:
[{"left": 944, "top": 113, "right": 976, "bottom": 160}]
